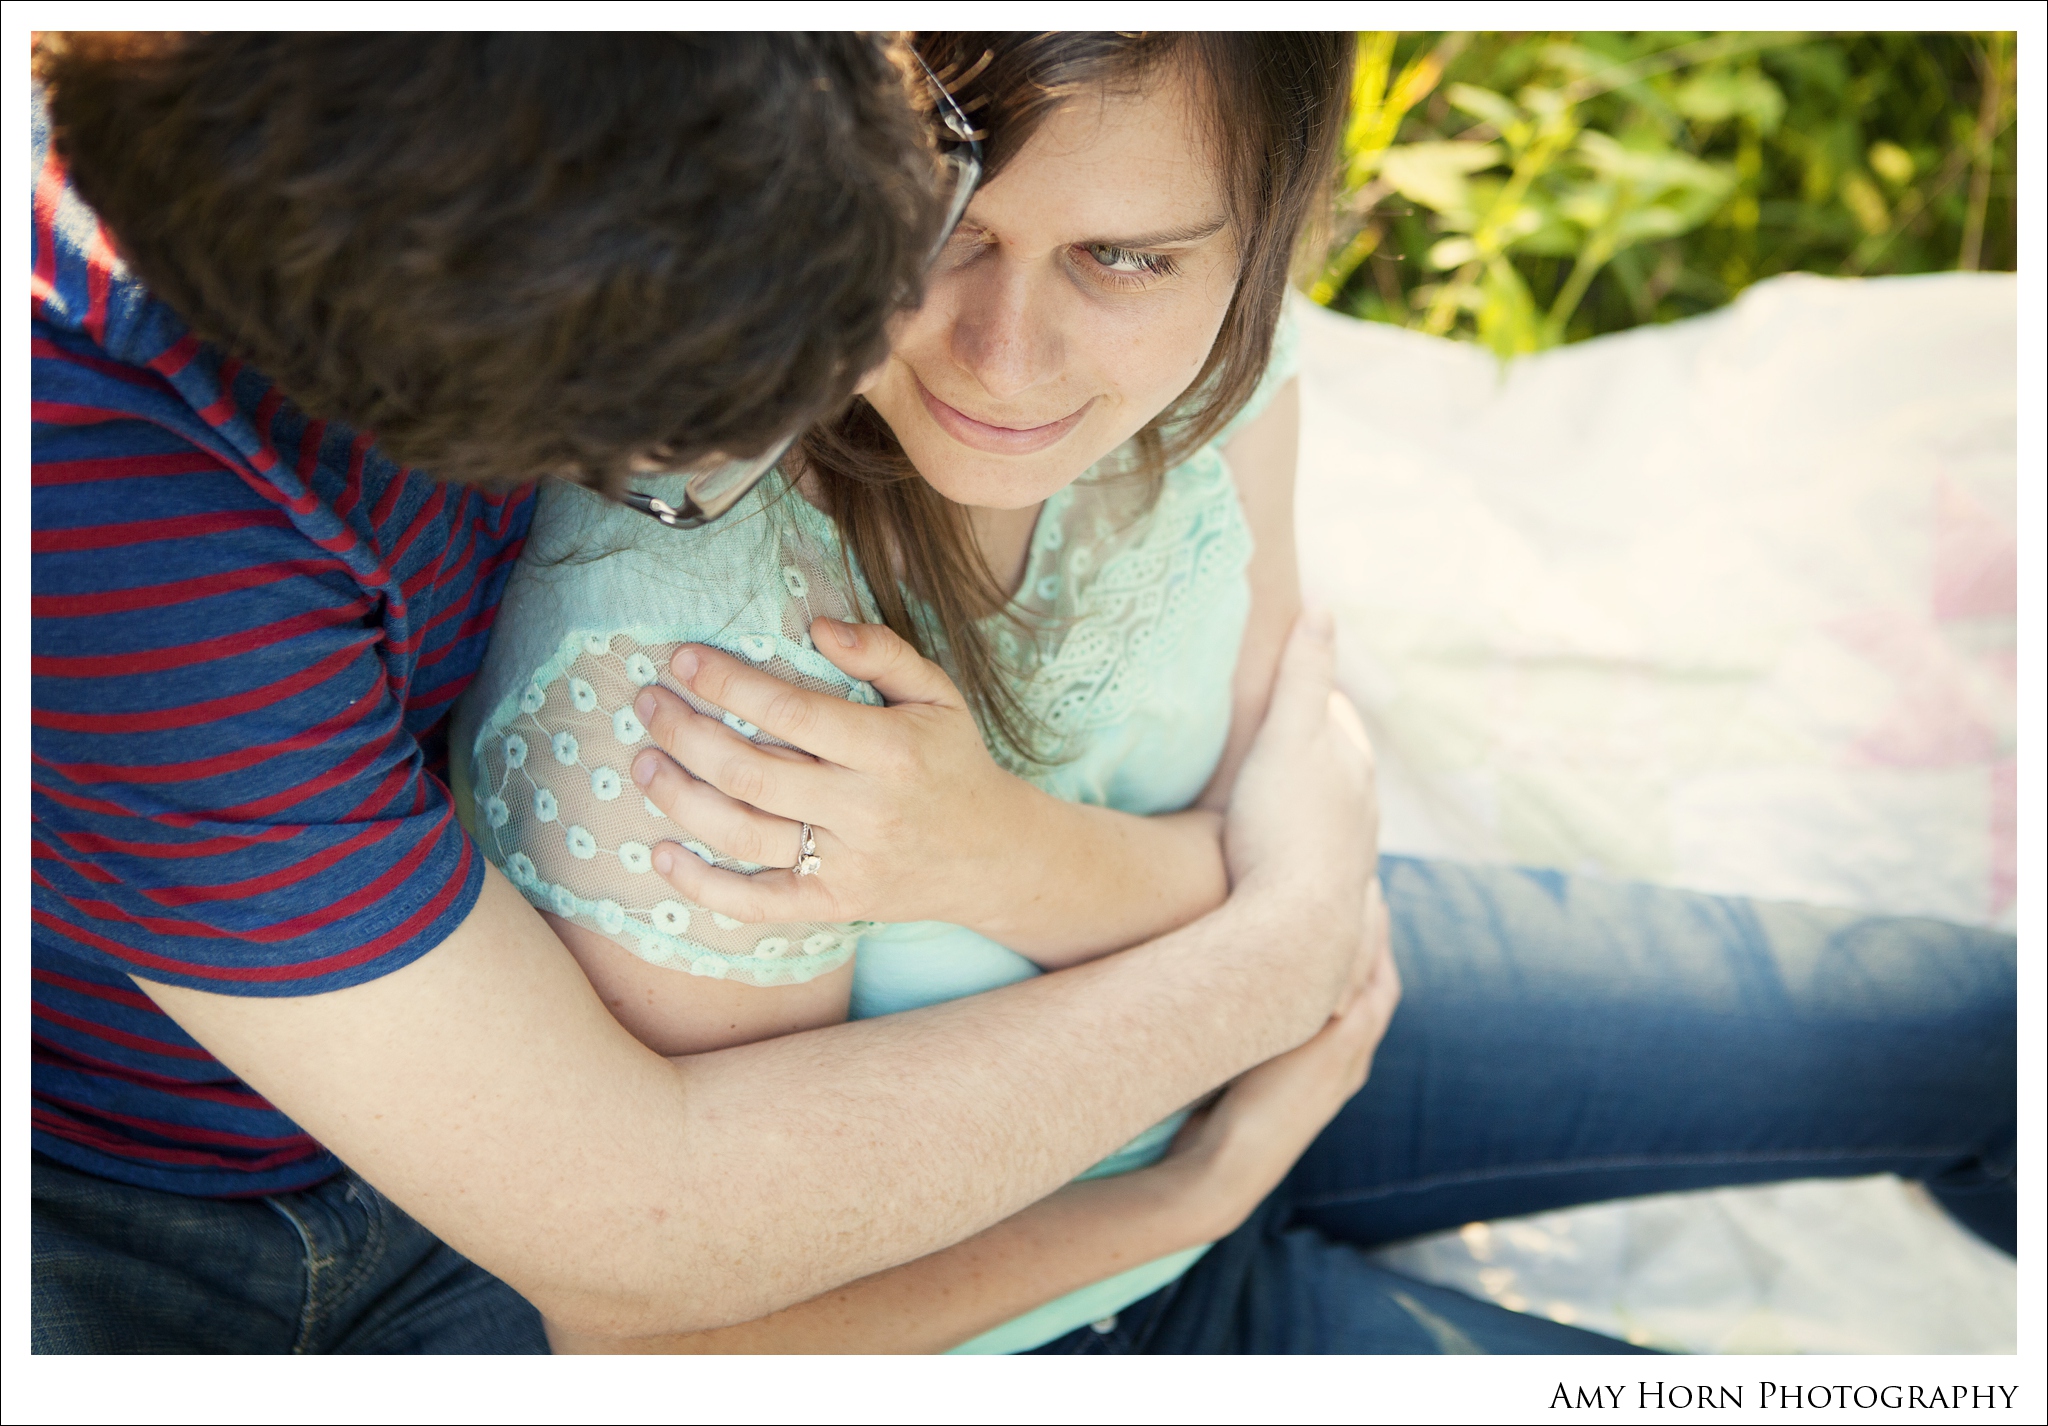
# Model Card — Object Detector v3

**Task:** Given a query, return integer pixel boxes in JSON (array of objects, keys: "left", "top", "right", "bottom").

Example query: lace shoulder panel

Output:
[{"left": 465, "top": 525, "right": 880, "bottom": 988}]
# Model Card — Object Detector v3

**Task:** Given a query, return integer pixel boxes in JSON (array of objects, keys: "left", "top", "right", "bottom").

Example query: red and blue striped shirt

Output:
[{"left": 30, "top": 93, "right": 536, "bottom": 1195}]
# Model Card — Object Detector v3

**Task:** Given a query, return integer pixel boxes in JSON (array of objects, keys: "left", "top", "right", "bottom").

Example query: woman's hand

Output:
[
  {"left": 1157, "top": 878, "right": 1401, "bottom": 1241},
  {"left": 626, "top": 616, "right": 1061, "bottom": 931}
]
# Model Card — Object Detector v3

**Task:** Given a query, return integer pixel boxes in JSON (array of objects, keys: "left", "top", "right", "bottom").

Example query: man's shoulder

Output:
[{"left": 33, "top": 94, "right": 536, "bottom": 613}]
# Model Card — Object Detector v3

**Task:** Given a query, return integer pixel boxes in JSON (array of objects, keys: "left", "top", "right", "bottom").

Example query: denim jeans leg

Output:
[
  {"left": 31, "top": 1155, "right": 546, "bottom": 1354},
  {"left": 279, "top": 1171, "right": 546, "bottom": 1354},
  {"left": 34, "top": 1154, "right": 310, "bottom": 1353},
  {"left": 1284, "top": 857, "right": 2018, "bottom": 1252},
  {"left": 1034, "top": 860, "right": 2016, "bottom": 1355},
  {"left": 1032, "top": 1196, "right": 1654, "bottom": 1354}
]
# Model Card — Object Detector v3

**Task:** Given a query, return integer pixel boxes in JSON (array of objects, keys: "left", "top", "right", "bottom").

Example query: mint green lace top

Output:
[{"left": 449, "top": 313, "right": 1298, "bottom": 1353}]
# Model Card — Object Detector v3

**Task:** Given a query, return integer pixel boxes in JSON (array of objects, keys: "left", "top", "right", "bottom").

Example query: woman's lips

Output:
[{"left": 916, "top": 377, "right": 1093, "bottom": 455}]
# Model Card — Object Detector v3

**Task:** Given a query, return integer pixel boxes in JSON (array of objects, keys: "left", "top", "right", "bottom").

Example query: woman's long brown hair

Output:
[{"left": 802, "top": 32, "right": 1354, "bottom": 763}]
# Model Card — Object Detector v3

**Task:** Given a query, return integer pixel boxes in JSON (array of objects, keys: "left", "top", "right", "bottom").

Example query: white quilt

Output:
[{"left": 1293, "top": 273, "right": 2018, "bottom": 1353}]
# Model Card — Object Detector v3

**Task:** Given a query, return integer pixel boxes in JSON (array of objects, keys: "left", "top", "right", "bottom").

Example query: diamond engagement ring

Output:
[{"left": 795, "top": 823, "right": 821, "bottom": 877}]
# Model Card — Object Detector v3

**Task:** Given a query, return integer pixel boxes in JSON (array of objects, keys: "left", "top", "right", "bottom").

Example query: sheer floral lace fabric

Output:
[
  {"left": 461, "top": 512, "right": 880, "bottom": 987},
  {"left": 451, "top": 313, "right": 1297, "bottom": 987}
]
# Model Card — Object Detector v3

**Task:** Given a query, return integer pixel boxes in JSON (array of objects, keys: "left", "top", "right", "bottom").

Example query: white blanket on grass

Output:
[{"left": 1293, "top": 273, "right": 2018, "bottom": 1353}]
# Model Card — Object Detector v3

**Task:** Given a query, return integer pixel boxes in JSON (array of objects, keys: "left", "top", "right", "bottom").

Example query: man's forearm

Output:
[
  {"left": 629, "top": 864, "right": 1332, "bottom": 1332},
  {"left": 560, "top": 1162, "right": 1216, "bottom": 1354},
  {"left": 140, "top": 862, "right": 1340, "bottom": 1339}
]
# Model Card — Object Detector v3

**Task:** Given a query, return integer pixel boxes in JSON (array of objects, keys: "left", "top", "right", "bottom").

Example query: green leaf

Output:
[
  {"left": 1428, "top": 236, "right": 1479, "bottom": 269},
  {"left": 1477, "top": 256, "right": 1542, "bottom": 357},
  {"left": 1839, "top": 171, "right": 1889, "bottom": 234},
  {"left": 1516, "top": 85, "right": 1573, "bottom": 123},
  {"left": 1311, "top": 31, "right": 2011, "bottom": 347},
  {"left": 1446, "top": 82, "right": 1524, "bottom": 132},
  {"left": 1671, "top": 67, "right": 1785, "bottom": 133},
  {"left": 1507, "top": 213, "right": 1584, "bottom": 258},
  {"left": 1868, "top": 140, "right": 1915, "bottom": 185},
  {"left": 1614, "top": 203, "right": 1696, "bottom": 245},
  {"left": 1571, "top": 133, "right": 1735, "bottom": 229},
  {"left": 1534, "top": 41, "right": 1610, "bottom": 82},
  {"left": 1378, "top": 142, "right": 1506, "bottom": 222}
]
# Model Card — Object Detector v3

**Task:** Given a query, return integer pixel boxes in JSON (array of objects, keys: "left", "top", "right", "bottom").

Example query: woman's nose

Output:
[{"left": 946, "top": 261, "right": 1062, "bottom": 403}]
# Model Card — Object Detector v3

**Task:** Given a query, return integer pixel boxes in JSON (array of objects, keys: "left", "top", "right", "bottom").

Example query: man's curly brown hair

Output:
[{"left": 37, "top": 32, "right": 942, "bottom": 489}]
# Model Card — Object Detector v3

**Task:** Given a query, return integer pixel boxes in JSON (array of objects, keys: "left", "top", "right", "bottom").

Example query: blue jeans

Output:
[
  {"left": 1032, "top": 856, "right": 2016, "bottom": 1353},
  {"left": 31, "top": 1154, "right": 545, "bottom": 1353},
  {"left": 34, "top": 858, "right": 2013, "bottom": 1354}
]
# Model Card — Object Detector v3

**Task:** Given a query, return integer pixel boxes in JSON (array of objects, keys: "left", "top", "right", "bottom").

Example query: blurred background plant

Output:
[{"left": 1306, "top": 31, "right": 2017, "bottom": 358}]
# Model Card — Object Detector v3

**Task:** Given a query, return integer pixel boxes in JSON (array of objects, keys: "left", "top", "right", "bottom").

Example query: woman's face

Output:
[{"left": 863, "top": 65, "right": 1238, "bottom": 512}]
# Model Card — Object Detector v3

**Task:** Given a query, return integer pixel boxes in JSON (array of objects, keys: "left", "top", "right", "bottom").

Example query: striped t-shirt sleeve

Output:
[
  {"left": 30, "top": 384, "right": 483, "bottom": 995},
  {"left": 28, "top": 81, "right": 536, "bottom": 1194}
]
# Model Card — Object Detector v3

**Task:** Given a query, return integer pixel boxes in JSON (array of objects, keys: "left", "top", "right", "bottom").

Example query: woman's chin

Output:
[{"left": 907, "top": 444, "right": 1091, "bottom": 512}]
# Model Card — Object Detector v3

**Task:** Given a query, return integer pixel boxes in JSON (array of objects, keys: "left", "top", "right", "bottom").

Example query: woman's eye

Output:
[{"left": 1082, "top": 244, "right": 1176, "bottom": 280}]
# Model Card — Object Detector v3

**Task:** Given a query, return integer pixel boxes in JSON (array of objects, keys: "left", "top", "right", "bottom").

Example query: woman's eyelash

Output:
[{"left": 1081, "top": 244, "right": 1179, "bottom": 281}]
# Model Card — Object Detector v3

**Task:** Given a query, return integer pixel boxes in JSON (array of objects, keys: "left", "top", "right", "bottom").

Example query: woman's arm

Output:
[
  {"left": 1200, "top": 378, "right": 1303, "bottom": 810},
  {"left": 631, "top": 380, "right": 1304, "bottom": 967},
  {"left": 547, "top": 913, "right": 852, "bottom": 1056},
  {"left": 554, "top": 894, "right": 1397, "bottom": 1355},
  {"left": 552, "top": 1161, "right": 1211, "bottom": 1355}
]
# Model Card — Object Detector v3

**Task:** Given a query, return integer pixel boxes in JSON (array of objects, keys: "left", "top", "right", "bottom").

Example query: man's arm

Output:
[
  {"left": 139, "top": 616, "right": 1374, "bottom": 1339},
  {"left": 561, "top": 922, "right": 1400, "bottom": 1354}
]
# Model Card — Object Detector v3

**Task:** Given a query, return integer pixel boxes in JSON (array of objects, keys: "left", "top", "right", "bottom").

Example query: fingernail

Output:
[
  {"left": 672, "top": 648, "right": 700, "bottom": 682},
  {"left": 654, "top": 847, "right": 674, "bottom": 875},
  {"left": 632, "top": 753, "right": 658, "bottom": 786},
  {"left": 635, "top": 691, "right": 656, "bottom": 722},
  {"left": 824, "top": 617, "right": 859, "bottom": 649}
]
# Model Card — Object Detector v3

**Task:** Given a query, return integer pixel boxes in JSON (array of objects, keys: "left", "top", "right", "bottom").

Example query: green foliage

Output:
[{"left": 1308, "top": 32, "right": 2017, "bottom": 358}]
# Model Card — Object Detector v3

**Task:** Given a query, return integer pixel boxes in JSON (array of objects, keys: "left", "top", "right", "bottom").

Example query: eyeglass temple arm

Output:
[{"left": 911, "top": 45, "right": 981, "bottom": 144}]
